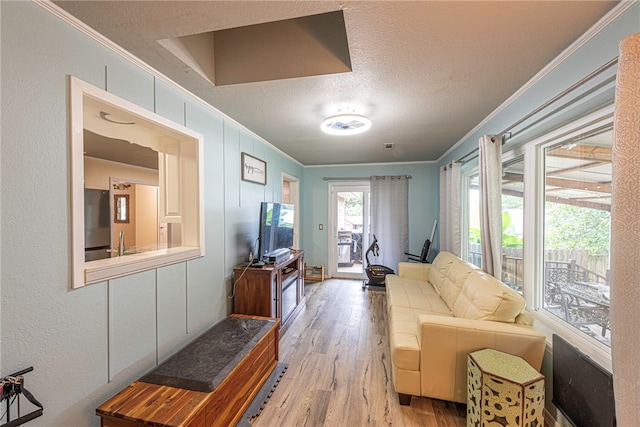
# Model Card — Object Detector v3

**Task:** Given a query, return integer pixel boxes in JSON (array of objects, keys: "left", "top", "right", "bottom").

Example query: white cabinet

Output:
[{"left": 159, "top": 138, "right": 182, "bottom": 223}]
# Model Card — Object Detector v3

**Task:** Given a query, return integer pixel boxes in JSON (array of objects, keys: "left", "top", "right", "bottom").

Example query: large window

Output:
[
  {"left": 465, "top": 156, "right": 525, "bottom": 295},
  {"left": 542, "top": 126, "right": 612, "bottom": 347},
  {"left": 466, "top": 174, "right": 481, "bottom": 268},
  {"left": 501, "top": 156, "right": 525, "bottom": 294},
  {"left": 459, "top": 106, "right": 614, "bottom": 361}
]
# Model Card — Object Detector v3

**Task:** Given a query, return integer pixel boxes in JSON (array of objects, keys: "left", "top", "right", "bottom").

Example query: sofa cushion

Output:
[
  {"left": 515, "top": 310, "right": 535, "bottom": 326},
  {"left": 389, "top": 330, "right": 420, "bottom": 371},
  {"left": 428, "top": 251, "right": 479, "bottom": 308},
  {"left": 388, "top": 306, "right": 421, "bottom": 370},
  {"left": 397, "top": 262, "right": 431, "bottom": 281},
  {"left": 386, "top": 275, "right": 451, "bottom": 314},
  {"left": 451, "top": 270, "right": 526, "bottom": 323},
  {"left": 388, "top": 305, "right": 453, "bottom": 371}
]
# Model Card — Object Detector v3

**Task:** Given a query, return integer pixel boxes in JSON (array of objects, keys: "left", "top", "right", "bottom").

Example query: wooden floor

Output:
[{"left": 251, "top": 279, "right": 467, "bottom": 427}]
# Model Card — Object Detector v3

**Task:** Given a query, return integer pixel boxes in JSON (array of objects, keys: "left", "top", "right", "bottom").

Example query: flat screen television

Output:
[
  {"left": 258, "top": 202, "right": 295, "bottom": 262},
  {"left": 552, "top": 334, "right": 616, "bottom": 427}
]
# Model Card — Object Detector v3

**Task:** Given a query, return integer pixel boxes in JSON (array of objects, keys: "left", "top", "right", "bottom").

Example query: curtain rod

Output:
[
  {"left": 455, "top": 56, "right": 619, "bottom": 164},
  {"left": 323, "top": 175, "right": 412, "bottom": 181}
]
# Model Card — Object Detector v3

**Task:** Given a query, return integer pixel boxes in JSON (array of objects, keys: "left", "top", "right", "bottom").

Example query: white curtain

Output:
[
  {"left": 479, "top": 134, "right": 502, "bottom": 277},
  {"left": 439, "top": 162, "right": 461, "bottom": 256},
  {"left": 611, "top": 32, "right": 640, "bottom": 427},
  {"left": 370, "top": 176, "right": 409, "bottom": 272}
]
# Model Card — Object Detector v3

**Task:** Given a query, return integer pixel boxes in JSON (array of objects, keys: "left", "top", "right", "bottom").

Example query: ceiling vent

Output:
[{"left": 384, "top": 143, "right": 395, "bottom": 150}]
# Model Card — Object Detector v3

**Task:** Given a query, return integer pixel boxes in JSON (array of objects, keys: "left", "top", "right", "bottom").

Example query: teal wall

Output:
[
  {"left": 0, "top": 2, "right": 301, "bottom": 425},
  {"left": 224, "top": 120, "right": 303, "bottom": 281},
  {"left": 302, "top": 163, "right": 439, "bottom": 268}
]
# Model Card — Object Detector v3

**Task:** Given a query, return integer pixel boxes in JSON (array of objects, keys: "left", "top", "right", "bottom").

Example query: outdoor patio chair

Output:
[{"left": 545, "top": 267, "right": 609, "bottom": 337}]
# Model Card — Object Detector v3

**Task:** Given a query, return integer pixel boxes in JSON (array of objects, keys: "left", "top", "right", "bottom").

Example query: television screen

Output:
[
  {"left": 258, "top": 202, "right": 295, "bottom": 261},
  {"left": 552, "top": 334, "right": 616, "bottom": 427}
]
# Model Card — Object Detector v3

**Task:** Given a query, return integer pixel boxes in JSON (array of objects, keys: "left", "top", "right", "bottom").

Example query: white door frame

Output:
[{"left": 328, "top": 181, "right": 370, "bottom": 279}]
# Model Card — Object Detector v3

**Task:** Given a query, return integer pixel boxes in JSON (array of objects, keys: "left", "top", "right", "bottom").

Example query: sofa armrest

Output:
[
  {"left": 416, "top": 314, "right": 546, "bottom": 403},
  {"left": 397, "top": 262, "right": 430, "bottom": 281}
]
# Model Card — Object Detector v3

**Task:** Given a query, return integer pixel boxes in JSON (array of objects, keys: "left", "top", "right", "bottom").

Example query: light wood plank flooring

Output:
[{"left": 252, "top": 279, "right": 467, "bottom": 427}]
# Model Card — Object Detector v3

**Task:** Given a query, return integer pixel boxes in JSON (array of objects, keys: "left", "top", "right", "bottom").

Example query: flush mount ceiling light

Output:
[{"left": 321, "top": 113, "right": 371, "bottom": 136}]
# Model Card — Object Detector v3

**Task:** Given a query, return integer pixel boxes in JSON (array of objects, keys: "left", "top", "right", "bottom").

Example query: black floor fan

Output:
[{"left": 363, "top": 234, "right": 394, "bottom": 288}]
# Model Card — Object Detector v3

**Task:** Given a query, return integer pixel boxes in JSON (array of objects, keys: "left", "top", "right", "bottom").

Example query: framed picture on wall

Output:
[
  {"left": 114, "top": 194, "right": 130, "bottom": 223},
  {"left": 241, "top": 152, "right": 267, "bottom": 185}
]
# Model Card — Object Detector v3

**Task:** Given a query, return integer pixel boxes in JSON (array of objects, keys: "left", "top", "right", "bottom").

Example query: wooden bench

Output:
[{"left": 96, "top": 314, "right": 279, "bottom": 427}]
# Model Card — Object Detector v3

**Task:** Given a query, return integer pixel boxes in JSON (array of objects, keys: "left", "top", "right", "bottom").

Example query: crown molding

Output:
[{"left": 305, "top": 159, "right": 436, "bottom": 169}]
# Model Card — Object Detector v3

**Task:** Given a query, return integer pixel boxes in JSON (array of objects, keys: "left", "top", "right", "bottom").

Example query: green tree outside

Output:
[
  {"left": 345, "top": 193, "right": 363, "bottom": 216},
  {"left": 469, "top": 195, "right": 609, "bottom": 257},
  {"left": 544, "top": 203, "right": 611, "bottom": 256}
]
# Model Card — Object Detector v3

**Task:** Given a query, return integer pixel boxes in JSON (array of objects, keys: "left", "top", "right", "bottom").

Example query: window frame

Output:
[
  {"left": 460, "top": 164, "right": 478, "bottom": 265},
  {"left": 500, "top": 150, "right": 525, "bottom": 293},
  {"left": 524, "top": 104, "right": 614, "bottom": 369}
]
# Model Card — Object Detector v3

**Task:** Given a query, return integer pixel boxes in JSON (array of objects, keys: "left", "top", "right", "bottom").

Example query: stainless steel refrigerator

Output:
[{"left": 85, "top": 188, "right": 111, "bottom": 261}]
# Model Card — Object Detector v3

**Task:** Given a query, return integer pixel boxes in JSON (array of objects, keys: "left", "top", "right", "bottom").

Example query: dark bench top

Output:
[{"left": 140, "top": 316, "right": 276, "bottom": 392}]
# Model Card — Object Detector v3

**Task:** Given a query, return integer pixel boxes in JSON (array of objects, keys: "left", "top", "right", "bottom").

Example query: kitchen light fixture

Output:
[
  {"left": 100, "top": 111, "right": 135, "bottom": 125},
  {"left": 321, "top": 112, "right": 371, "bottom": 136}
]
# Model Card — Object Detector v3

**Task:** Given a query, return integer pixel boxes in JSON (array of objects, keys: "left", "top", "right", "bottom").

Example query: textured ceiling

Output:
[{"left": 54, "top": 1, "right": 619, "bottom": 166}]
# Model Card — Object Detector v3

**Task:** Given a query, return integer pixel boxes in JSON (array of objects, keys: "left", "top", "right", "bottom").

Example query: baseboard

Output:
[{"left": 544, "top": 408, "right": 560, "bottom": 427}]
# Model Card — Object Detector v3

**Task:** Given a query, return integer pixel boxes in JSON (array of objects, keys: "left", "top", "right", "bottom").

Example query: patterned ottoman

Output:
[{"left": 467, "top": 348, "right": 545, "bottom": 427}]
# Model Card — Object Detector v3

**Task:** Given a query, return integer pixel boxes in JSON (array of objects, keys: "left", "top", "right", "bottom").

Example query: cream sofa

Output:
[{"left": 385, "top": 251, "right": 546, "bottom": 405}]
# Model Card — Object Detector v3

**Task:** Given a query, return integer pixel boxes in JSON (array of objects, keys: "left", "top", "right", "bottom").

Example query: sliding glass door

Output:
[{"left": 328, "top": 182, "right": 370, "bottom": 279}]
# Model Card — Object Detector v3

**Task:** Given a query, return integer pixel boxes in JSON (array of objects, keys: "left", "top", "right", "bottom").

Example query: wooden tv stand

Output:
[{"left": 233, "top": 249, "right": 305, "bottom": 335}]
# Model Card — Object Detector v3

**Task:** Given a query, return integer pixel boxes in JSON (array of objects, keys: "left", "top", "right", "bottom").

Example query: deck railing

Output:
[{"left": 467, "top": 244, "right": 610, "bottom": 289}]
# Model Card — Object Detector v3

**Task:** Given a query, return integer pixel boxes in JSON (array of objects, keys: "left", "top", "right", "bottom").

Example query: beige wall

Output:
[
  {"left": 85, "top": 156, "right": 159, "bottom": 251},
  {"left": 84, "top": 156, "right": 158, "bottom": 189},
  {"left": 135, "top": 184, "right": 159, "bottom": 248}
]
